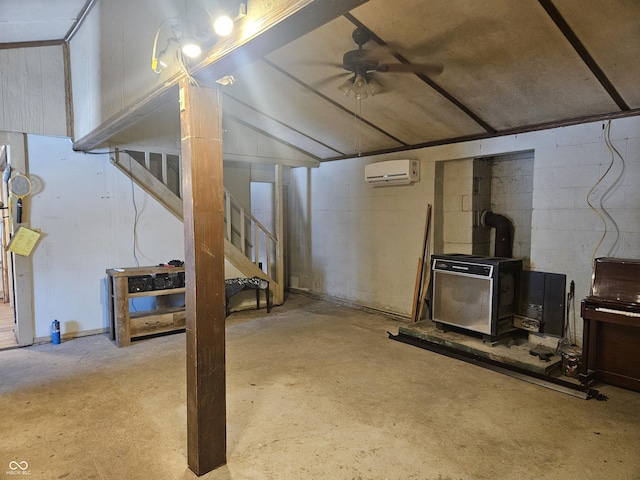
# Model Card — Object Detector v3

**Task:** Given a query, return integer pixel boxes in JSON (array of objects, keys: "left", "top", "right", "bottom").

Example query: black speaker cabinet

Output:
[
  {"left": 518, "top": 271, "right": 566, "bottom": 336},
  {"left": 128, "top": 275, "right": 154, "bottom": 293},
  {"left": 153, "top": 272, "right": 184, "bottom": 290}
]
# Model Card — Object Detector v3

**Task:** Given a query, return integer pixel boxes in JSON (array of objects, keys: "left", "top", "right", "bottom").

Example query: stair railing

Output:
[
  {"left": 224, "top": 188, "right": 279, "bottom": 281},
  {"left": 114, "top": 147, "right": 279, "bottom": 285}
]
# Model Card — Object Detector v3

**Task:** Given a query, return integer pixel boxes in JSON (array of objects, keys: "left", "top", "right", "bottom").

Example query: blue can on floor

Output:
[{"left": 51, "top": 319, "right": 60, "bottom": 345}]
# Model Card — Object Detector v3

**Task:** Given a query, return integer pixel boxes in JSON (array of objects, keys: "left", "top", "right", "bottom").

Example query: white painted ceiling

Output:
[
  {"left": 2, "top": 0, "right": 640, "bottom": 162},
  {"left": 201, "top": 0, "right": 640, "bottom": 161},
  {"left": 0, "top": 0, "right": 89, "bottom": 43}
]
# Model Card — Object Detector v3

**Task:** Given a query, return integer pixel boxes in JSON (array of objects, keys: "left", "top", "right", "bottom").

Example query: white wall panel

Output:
[
  {"left": 70, "top": 0, "right": 181, "bottom": 141},
  {"left": 69, "top": 8, "right": 101, "bottom": 141},
  {"left": 289, "top": 154, "right": 433, "bottom": 314},
  {"left": 0, "top": 46, "right": 66, "bottom": 136},
  {"left": 27, "top": 135, "right": 185, "bottom": 340}
]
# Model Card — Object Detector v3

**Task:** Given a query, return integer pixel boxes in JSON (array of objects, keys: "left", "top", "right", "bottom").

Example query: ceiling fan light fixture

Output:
[
  {"left": 352, "top": 75, "right": 367, "bottom": 93},
  {"left": 339, "top": 78, "right": 354, "bottom": 97},
  {"left": 366, "top": 77, "right": 382, "bottom": 96},
  {"left": 352, "top": 75, "right": 369, "bottom": 100},
  {"left": 354, "top": 89, "right": 368, "bottom": 100},
  {"left": 338, "top": 72, "right": 382, "bottom": 99}
]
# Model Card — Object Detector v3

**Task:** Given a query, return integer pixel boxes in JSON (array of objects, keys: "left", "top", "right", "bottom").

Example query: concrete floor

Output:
[{"left": 1, "top": 293, "right": 640, "bottom": 479}]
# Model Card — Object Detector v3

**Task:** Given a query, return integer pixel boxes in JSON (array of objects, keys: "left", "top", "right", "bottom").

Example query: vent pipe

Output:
[{"left": 481, "top": 211, "right": 513, "bottom": 258}]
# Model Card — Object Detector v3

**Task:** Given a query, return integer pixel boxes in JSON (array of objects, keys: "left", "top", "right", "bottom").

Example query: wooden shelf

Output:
[
  {"left": 129, "top": 287, "right": 186, "bottom": 298},
  {"left": 130, "top": 306, "right": 186, "bottom": 319},
  {"left": 106, "top": 266, "right": 186, "bottom": 347}
]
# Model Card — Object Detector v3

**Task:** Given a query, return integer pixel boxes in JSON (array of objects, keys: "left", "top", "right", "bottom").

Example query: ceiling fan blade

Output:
[
  {"left": 375, "top": 63, "right": 444, "bottom": 75},
  {"left": 311, "top": 71, "right": 351, "bottom": 90},
  {"left": 296, "top": 60, "right": 344, "bottom": 69}
]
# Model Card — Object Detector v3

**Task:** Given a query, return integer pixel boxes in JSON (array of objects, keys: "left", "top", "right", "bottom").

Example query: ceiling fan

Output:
[{"left": 334, "top": 27, "right": 444, "bottom": 99}]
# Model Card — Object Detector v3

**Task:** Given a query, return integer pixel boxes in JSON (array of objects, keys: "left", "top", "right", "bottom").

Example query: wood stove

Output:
[{"left": 430, "top": 254, "right": 522, "bottom": 343}]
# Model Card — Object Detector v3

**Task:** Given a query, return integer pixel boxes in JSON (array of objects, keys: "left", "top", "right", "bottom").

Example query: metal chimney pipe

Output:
[{"left": 481, "top": 211, "right": 513, "bottom": 258}]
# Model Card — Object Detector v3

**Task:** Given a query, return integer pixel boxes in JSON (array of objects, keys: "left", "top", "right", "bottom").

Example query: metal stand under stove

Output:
[{"left": 388, "top": 331, "right": 607, "bottom": 400}]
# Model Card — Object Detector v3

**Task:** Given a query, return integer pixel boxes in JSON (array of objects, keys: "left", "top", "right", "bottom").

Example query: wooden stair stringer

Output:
[
  {"left": 112, "top": 151, "right": 282, "bottom": 306},
  {"left": 224, "top": 239, "right": 283, "bottom": 305},
  {"left": 111, "top": 154, "right": 183, "bottom": 221}
]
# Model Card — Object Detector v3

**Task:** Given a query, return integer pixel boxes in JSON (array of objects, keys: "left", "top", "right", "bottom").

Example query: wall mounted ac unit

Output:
[{"left": 364, "top": 159, "right": 420, "bottom": 186}]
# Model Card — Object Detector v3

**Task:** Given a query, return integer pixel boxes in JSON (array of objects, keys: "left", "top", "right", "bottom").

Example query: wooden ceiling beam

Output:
[
  {"left": 321, "top": 108, "right": 640, "bottom": 162},
  {"left": 538, "top": 0, "right": 630, "bottom": 111},
  {"left": 223, "top": 153, "right": 321, "bottom": 168},
  {"left": 0, "top": 40, "right": 63, "bottom": 50}
]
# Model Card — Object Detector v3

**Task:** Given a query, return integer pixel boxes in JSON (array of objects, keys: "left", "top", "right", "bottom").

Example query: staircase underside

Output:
[{"left": 113, "top": 149, "right": 284, "bottom": 307}]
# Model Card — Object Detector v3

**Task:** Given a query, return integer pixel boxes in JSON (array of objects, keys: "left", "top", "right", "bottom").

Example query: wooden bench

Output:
[{"left": 225, "top": 277, "right": 270, "bottom": 315}]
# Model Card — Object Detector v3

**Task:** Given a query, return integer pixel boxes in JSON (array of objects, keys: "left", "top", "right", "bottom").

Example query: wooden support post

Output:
[
  {"left": 275, "top": 164, "right": 285, "bottom": 303},
  {"left": 180, "top": 78, "right": 226, "bottom": 475},
  {"left": 416, "top": 204, "right": 433, "bottom": 322}
]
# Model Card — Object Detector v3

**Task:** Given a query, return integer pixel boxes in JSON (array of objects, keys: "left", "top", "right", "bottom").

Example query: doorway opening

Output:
[{"left": 0, "top": 145, "right": 17, "bottom": 349}]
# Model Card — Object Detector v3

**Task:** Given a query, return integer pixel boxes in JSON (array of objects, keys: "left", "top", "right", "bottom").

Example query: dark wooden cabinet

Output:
[
  {"left": 582, "top": 306, "right": 640, "bottom": 392},
  {"left": 581, "top": 257, "right": 640, "bottom": 392}
]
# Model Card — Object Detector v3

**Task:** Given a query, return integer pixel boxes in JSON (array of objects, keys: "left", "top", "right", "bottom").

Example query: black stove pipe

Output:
[{"left": 481, "top": 211, "right": 513, "bottom": 258}]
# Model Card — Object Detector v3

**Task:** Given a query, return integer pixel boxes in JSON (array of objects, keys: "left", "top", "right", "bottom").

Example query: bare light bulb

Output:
[
  {"left": 352, "top": 75, "right": 368, "bottom": 98},
  {"left": 339, "top": 78, "right": 353, "bottom": 97},
  {"left": 181, "top": 39, "right": 202, "bottom": 58},
  {"left": 214, "top": 15, "right": 234, "bottom": 36}
]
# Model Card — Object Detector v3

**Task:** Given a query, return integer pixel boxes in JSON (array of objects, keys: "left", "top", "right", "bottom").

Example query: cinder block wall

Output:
[
  {"left": 489, "top": 152, "right": 534, "bottom": 266},
  {"left": 441, "top": 159, "right": 474, "bottom": 254},
  {"left": 287, "top": 117, "right": 640, "bottom": 344}
]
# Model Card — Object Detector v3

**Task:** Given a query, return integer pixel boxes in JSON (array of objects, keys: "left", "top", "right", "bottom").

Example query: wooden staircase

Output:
[{"left": 112, "top": 147, "right": 284, "bottom": 306}]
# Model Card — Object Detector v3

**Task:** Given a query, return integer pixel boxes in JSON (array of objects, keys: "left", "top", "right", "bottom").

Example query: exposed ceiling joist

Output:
[{"left": 2, "top": 0, "right": 639, "bottom": 161}]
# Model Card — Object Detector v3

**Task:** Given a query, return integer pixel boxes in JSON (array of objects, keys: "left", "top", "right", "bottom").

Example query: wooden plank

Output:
[
  {"left": 106, "top": 265, "right": 185, "bottom": 277},
  {"left": 416, "top": 261, "right": 432, "bottom": 323},
  {"left": 129, "top": 288, "right": 186, "bottom": 298},
  {"left": 410, "top": 204, "right": 432, "bottom": 323},
  {"left": 63, "top": 43, "right": 75, "bottom": 138},
  {"left": 180, "top": 79, "right": 227, "bottom": 475},
  {"left": 416, "top": 205, "right": 433, "bottom": 323},
  {"left": 223, "top": 238, "right": 274, "bottom": 283},
  {"left": 113, "top": 275, "right": 131, "bottom": 347},
  {"left": 223, "top": 152, "right": 320, "bottom": 168},
  {"left": 112, "top": 151, "right": 184, "bottom": 220},
  {"left": 410, "top": 257, "right": 424, "bottom": 323},
  {"left": 107, "top": 274, "right": 115, "bottom": 341}
]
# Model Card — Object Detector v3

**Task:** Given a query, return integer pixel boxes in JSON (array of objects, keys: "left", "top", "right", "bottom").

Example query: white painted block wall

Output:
[
  {"left": 442, "top": 159, "right": 474, "bottom": 253},
  {"left": 289, "top": 155, "right": 434, "bottom": 313},
  {"left": 27, "top": 135, "right": 185, "bottom": 340},
  {"left": 489, "top": 152, "right": 534, "bottom": 264},
  {"left": 288, "top": 117, "right": 640, "bottom": 345}
]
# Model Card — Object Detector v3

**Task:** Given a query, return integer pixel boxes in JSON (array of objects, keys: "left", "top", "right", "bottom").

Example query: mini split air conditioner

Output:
[{"left": 364, "top": 159, "right": 420, "bottom": 187}]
